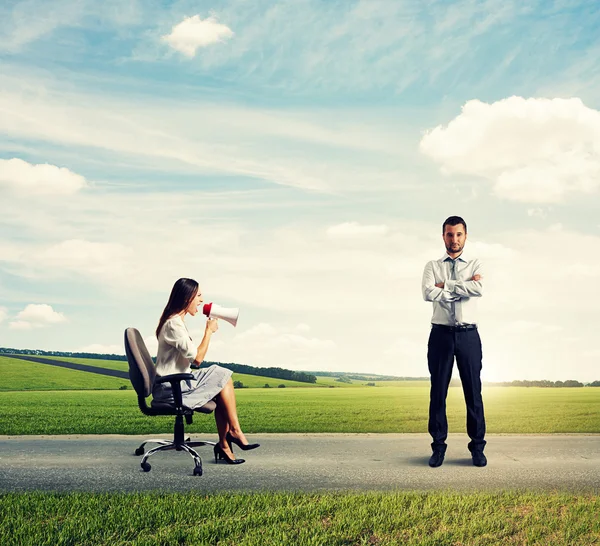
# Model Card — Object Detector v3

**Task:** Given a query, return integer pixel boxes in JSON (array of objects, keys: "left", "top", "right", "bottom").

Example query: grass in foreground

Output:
[
  {"left": 0, "top": 385, "right": 598, "bottom": 435},
  {"left": 0, "top": 491, "right": 598, "bottom": 546}
]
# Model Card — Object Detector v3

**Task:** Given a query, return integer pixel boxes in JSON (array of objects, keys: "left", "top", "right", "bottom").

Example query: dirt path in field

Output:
[
  {"left": 1, "top": 433, "right": 598, "bottom": 493},
  {"left": 3, "top": 354, "right": 129, "bottom": 379}
]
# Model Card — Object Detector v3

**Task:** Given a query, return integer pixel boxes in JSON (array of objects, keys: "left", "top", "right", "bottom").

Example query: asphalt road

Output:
[{"left": 1, "top": 433, "right": 598, "bottom": 493}]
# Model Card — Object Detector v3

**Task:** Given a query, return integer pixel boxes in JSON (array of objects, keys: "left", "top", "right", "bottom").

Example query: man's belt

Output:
[{"left": 431, "top": 323, "right": 477, "bottom": 332}]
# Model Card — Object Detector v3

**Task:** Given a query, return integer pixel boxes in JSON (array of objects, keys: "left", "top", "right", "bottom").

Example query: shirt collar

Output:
[{"left": 440, "top": 252, "right": 467, "bottom": 263}]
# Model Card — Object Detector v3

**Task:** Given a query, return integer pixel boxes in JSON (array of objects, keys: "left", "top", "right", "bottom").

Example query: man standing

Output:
[{"left": 422, "top": 216, "right": 487, "bottom": 468}]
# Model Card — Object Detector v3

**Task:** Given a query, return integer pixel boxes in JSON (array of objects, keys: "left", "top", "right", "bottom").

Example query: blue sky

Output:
[{"left": 1, "top": 0, "right": 600, "bottom": 381}]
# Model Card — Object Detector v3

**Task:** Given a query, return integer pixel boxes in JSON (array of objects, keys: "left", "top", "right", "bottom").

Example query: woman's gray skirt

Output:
[{"left": 152, "top": 365, "right": 233, "bottom": 409}]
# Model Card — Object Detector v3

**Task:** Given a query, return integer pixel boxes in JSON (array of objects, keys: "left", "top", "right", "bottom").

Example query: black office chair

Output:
[{"left": 124, "top": 327, "right": 216, "bottom": 476}]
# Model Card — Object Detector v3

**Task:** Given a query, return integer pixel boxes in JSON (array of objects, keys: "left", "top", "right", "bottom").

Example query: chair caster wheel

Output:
[
  {"left": 193, "top": 465, "right": 203, "bottom": 476},
  {"left": 135, "top": 447, "right": 145, "bottom": 456},
  {"left": 141, "top": 462, "right": 151, "bottom": 472}
]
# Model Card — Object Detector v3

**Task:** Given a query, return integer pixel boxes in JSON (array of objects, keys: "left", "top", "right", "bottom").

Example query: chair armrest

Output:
[
  {"left": 155, "top": 373, "right": 194, "bottom": 410},
  {"left": 156, "top": 373, "right": 194, "bottom": 385}
]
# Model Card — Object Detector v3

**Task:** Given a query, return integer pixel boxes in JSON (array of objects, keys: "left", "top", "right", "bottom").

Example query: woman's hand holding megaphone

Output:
[
  {"left": 202, "top": 302, "right": 239, "bottom": 327},
  {"left": 206, "top": 318, "right": 219, "bottom": 334}
]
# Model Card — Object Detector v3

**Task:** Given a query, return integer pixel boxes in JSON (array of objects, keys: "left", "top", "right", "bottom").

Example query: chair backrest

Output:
[{"left": 124, "top": 328, "right": 156, "bottom": 398}]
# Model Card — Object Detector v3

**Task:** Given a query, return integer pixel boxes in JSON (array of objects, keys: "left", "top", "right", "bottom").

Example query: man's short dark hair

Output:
[{"left": 443, "top": 216, "right": 467, "bottom": 234}]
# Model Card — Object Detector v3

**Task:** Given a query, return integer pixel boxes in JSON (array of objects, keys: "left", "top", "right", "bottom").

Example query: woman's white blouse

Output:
[{"left": 155, "top": 315, "right": 197, "bottom": 376}]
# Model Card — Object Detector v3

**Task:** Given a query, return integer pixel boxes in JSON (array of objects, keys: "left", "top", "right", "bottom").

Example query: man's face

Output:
[{"left": 443, "top": 224, "right": 467, "bottom": 255}]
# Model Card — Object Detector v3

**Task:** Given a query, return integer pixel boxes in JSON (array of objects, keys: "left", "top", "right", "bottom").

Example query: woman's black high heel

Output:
[
  {"left": 214, "top": 443, "right": 245, "bottom": 465},
  {"left": 226, "top": 432, "right": 260, "bottom": 451}
]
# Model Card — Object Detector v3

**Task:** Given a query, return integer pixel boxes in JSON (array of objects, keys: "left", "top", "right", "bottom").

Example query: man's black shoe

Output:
[
  {"left": 428, "top": 450, "right": 445, "bottom": 467},
  {"left": 472, "top": 451, "right": 487, "bottom": 467}
]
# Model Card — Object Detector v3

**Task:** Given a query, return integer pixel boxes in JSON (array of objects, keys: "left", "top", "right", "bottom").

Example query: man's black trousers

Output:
[{"left": 427, "top": 325, "right": 486, "bottom": 453}]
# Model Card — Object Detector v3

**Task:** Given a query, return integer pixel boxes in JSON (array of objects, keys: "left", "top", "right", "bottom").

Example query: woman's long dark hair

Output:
[{"left": 156, "top": 278, "right": 199, "bottom": 338}]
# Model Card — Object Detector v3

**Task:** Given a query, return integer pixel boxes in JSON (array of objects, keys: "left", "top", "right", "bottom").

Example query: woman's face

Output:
[{"left": 185, "top": 288, "right": 204, "bottom": 316}]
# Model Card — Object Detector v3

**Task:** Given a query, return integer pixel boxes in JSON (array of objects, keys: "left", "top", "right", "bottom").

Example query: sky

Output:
[{"left": 1, "top": 0, "right": 600, "bottom": 382}]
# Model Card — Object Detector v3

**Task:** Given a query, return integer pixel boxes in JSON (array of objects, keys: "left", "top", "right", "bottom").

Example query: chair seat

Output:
[{"left": 150, "top": 399, "right": 217, "bottom": 414}]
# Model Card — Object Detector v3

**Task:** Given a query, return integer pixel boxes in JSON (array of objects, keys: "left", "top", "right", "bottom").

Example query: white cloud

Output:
[
  {"left": 0, "top": 68, "right": 416, "bottom": 193},
  {"left": 0, "top": 158, "right": 87, "bottom": 196},
  {"left": 235, "top": 323, "right": 336, "bottom": 351},
  {"left": 562, "top": 262, "right": 600, "bottom": 278},
  {"left": 0, "top": 0, "right": 143, "bottom": 52},
  {"left": 162, "top": 15, "right": 234, "bottom": 57},
  {"left": 9, "top": 321, "right": 34, "bottom": 331},
  {"left": 235, "top": 323, "right": 277, "bottom": 338},
  {"left": 79, "top": 343, "right": 123, "bottom": 354},
  {"left": 127, "top": 0, "right": 529, "bottom": 95},
  {"left": 0, "top": 306, "right": 7, "bottom": 324},
  {"left": 144, "top": 336, "right": 158, "bottom": 358},
  {"left": 463, "top": 240, "right": 516, "bottom": 259},
  {"left": 504, "top": 320, "right": 563, "bottom": 334},
  {"left": 0, "top": 0, "right": 86, "bottom": 51},
  {"left": 9, "top": 304, "right": 66, "bottom": 330},
  {"left": 474, "top": 224, "right": 600, "bottom": 382},
  {"left": 420, "top": 96, "right": 600, "bottom": 203},
  {"left": 327, "top": 222, "right": 389, "bottom": 238},
  {"left": 384, "top": 337, "right": 425, "bottom": 361},
  {"left": 206, "top": 322, "right": 337, "bottom": 370},
  {"left": 527, "top": 207, "right": 548, "bottom": 218},
  {"left": 35, "top": 239, "right": 130, "bottom": 280}
]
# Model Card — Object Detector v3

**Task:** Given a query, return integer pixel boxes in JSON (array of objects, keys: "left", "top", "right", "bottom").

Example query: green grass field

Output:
[
  {"left": 0, "top": 356, "right": 325, "bottom": 390},
  {"left": 1, "top": 355, "right": 429, "bottom": 389},
  {"left": 1, "top": 384, "right": 598, "bottom": 435},
  {"left": 0, "top": 491, "right": 598, "bottom": 546},
  {"left": 0, "top": 356, "right": 131, "bottom": 391},
  {"left": 1, "top": 354, "right": 598, "bottom": 435},
  {"left": 24, "top": 356, "right": 329, "bottom": 388},
  {"left": 21, "top": 355, "right": 133, "bottom": 372}
]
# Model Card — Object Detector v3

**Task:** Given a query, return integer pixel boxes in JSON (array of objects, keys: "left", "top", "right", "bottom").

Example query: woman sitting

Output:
[{"left": 154, "top": 277, "right": 259, "bottom": 464}]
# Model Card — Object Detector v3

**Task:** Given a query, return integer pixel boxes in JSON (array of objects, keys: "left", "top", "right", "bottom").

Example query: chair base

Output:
[{"left": 135, "top": 438, "right": 217, "bottom": 475}]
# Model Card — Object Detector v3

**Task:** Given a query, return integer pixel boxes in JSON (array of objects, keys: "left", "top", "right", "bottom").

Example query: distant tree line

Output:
[
  {"left": 308, "top": 371, "right": 429, "bottom": 381},
  {"left": 0, "top": 347, "right": 128, "bottom": 361},
  {"left": 202, "top": 361, "right": 316, "bottom": 384},
  {"left": 478, "top": 379, "right": 598, "bottom": 387},
  {"left": 2, "top": 348, "right": 595, "bottom": 386},
  {"left": 0, "top": 348, "right": 317, "bottom": 384},
  {"left": 486, "top": 379, "right": 597, "bottom": 388},
  {"left": 233, "top": 381, "right": 286, "bottom": 389}
]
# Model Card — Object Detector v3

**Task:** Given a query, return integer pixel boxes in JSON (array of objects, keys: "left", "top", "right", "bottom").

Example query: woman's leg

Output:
[
  {"left": 215, "top": 378, "right": 249, "bottom": 444},
  {"left": 213, "top": 403, "right": 230, "bottom": 445}
]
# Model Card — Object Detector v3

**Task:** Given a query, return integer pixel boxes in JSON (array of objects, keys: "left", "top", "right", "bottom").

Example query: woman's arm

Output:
[{"left": 193, "top": 318, "right": 219, "bottom": 364}]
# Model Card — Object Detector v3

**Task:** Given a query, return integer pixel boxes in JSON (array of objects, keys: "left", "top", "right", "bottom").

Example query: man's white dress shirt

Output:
[
  {"left": 155, "top": 315, "right": 197, "bottom": 376},
  {"left": 422, "top": 253, "right": 483, "bottom": 326}
]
